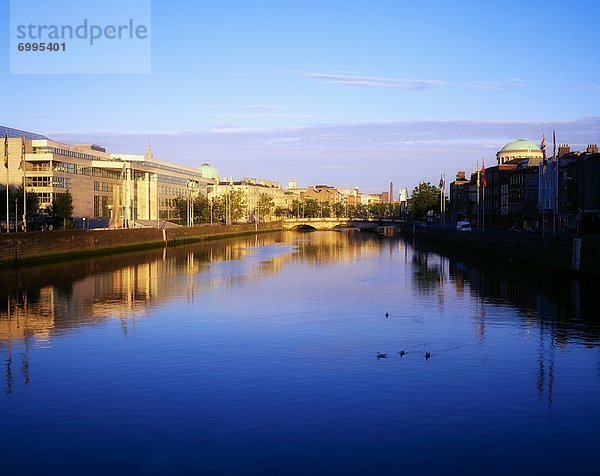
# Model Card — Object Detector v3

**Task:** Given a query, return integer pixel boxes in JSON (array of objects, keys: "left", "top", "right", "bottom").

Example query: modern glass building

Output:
[{"left": 2, "top": 126, "right": 216, "bottom": 227}]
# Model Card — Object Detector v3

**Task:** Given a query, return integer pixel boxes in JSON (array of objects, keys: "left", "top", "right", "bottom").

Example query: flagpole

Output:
[
  {"left": 552, "top": 130, "right": 557, "bottom": 236},
  {"left": 22, "top": 137, "right": 27, "bottom": 232},
  {"left": 476, "top": 162, "right": 480, "bottom": 231},
  {"left": 443, "top": 174, "right": 446, "bottom": 229},
  {"left": 540, "top": 134, "right": 546, "bottom": 240},
  {"left": 554, "top": 131, "right": 559, "bottom": 235},
  {"left": 4, "top": 132, "right": 9, "bottom": 234},
  {"left": 5, "top": 164, "right": 8, "bottom": 234},
  {"left": 481, "top": 160, "right": 486, "bottom": 232}
]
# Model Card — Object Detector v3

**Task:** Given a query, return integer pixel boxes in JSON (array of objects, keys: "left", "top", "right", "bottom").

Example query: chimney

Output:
[
  {"left": 558, "top": 144, "right": 570, "bottom": 157},
  {"left": 389, "top": 182, "right": 394, "bottom": 204},
  {"left": 587, "top": 144, "right": 598, "bottom": 154}
]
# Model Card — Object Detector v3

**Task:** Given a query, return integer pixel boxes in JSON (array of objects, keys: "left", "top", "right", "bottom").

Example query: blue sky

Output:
[{"left": 1, "top": 0, "right": 599, "bottom": 191}]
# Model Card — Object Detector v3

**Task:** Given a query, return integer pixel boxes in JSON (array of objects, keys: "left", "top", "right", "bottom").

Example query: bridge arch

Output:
[{"left": 288, "top": 224, "right": 318, "bottom": 231}]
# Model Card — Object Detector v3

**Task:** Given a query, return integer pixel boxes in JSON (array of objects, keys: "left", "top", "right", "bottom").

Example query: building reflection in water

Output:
[
  {"left": 1, "top": 231, "right": 598, "bottom": 400},
  {"left": 0, "top": 232, "right": 383, "bottom": 344},
  {"left": 408, "top": 238, "right": 599, "bottom": 409}
]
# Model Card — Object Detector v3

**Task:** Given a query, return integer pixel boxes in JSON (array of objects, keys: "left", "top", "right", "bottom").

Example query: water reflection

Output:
[
  {"left": 0, "top": 232, "right": 384, "bottom": 343},
  {"left": 1, "top": 231, "right": 600, "bottom": 474},
  {"left": 1, "top": 231, "right": 599, "bottom": 394},
  {"left": 408, "top": 240, "right": 600, "bottom": 410}
]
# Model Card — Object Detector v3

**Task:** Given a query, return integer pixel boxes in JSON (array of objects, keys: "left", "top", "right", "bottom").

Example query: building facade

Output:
[{"left": 2, "top": 126, "right": 216, "bottom": 228}]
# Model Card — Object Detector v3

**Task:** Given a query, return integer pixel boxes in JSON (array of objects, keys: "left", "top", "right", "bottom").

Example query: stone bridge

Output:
[{"left": 282, "top": 218, "right": 404, "bottom": 231}]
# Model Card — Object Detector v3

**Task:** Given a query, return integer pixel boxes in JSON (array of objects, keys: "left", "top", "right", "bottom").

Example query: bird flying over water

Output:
[
  {"left": 385, "top": 312, "right": 389, "bottom": 318},
  {"left": 376, "top": 352, "right": 388, "bottom": 359},
  {"left": 398, "top": 350, "right": 406, "bottom": 357}
]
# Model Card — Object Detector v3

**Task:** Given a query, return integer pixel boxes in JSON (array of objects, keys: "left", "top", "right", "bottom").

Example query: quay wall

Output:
[
  {"left": 402, "top": 225, "right": 600, "bottom": 277},
  {"left": 0, "top": 222, "right": 283, "bottom": 266}
]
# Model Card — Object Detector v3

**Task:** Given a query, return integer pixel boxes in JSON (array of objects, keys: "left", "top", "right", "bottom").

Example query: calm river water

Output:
[{"left": 1, "top": 231, "right": 599, "bottom": 475}]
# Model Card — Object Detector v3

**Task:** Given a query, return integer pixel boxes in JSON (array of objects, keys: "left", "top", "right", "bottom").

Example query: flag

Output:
[
  {"left": 541, "top": 134, "right": 547, "bottom": 164},
  {"left": 3, "top": 131, "right": 8, "bottom": 168},
  {"left": 481, "top": 160, "right": 487, "bottom": 188},
  {"left": 438, "top": 174, "right": 445, "bottom": 189}
]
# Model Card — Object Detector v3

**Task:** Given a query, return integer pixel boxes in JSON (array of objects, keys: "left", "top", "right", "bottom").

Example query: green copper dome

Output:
[
  {"left": 500, "top": 139, "right": 541, "bottom": 152},
  {"left": 198, "top": 163, "right": 220, "bottom": 180}
]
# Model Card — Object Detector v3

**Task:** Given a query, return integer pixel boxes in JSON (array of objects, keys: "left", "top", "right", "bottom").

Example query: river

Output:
[{"left": 1, "top": 231, "right": 599, "bottom": 475}]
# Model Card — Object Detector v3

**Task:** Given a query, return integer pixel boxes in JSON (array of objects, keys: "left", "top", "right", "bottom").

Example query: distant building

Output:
[
  {"left": 210, "top": 177, "right": 287, "bottom": 221},
  {"left": 1, "top": 126, "right": 215, "bottom": 227},
  {"left": 557, "top": 145, "right": 600, "bottom": 233},
  {"left": 450, "top": 139, "right": 543, "bottom": 229},
  {"left": 301, "top": 185, "right": 342, "bottom": 205},
  {"left": 496, "top": 139, "right": 543, "bottom": 165}
]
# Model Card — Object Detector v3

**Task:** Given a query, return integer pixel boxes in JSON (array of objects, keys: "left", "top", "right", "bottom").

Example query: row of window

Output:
[
  {"left": 34, "top": 146, "right": 106, "bottom": 162},
  {"left": 509, "top": 174, "right": 525, "bottom": 185},
  {"left": 26, "top": 176, "right": 71, "bottom": 188},
  {"left": 158, "top": 174, "right": 192, "bottom": 187},
  {"left": 94, "top": 181, "right": 114, "bottom": 192},
  {"left": 159, "top": 185, "right": 186, "bottom": 197},
  {"left": 80, "top": 167, "right": 122, "bottom": 179},
  {"left": 159, "top": 198, "right": 178, "bottom": 208},
  {"left": 93, "top": 195, "right": 114, "bottom": 218}
]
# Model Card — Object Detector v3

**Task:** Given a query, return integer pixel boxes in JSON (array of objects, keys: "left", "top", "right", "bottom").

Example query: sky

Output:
[{"left": 1, "top": 0, "right": 599, "bottom": 192}]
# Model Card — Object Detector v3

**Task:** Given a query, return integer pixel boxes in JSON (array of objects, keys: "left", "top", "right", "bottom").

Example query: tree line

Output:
[{"left": 0, "top": 185, "right": 73, "bottom": 230}]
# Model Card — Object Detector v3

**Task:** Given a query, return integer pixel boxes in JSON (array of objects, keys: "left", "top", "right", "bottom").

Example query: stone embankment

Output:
[
  {"left": 0, "top": 222, "right": 283, "bottom": 266},
  {"left": 402, "top": 224, "right": 600, "bottom": 277}
]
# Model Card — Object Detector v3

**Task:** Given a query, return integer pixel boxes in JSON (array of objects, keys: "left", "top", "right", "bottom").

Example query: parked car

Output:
[{"left": 456, "top": 221, "right": 472, "bottom": 232}]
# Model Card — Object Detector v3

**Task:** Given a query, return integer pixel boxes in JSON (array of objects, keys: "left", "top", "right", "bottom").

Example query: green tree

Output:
[
  {"left": 173, "top": 192, "right": 210, "bottom": 225},
  {"left": 290, "top": 199, "right": 302, "bottom": 218},
  {"left": 274, "top": 206, "right": 288, "bottom": 218},
  {"left": 320, "top": 201, "right": 331, "bottom": 218},
  {"left": 332, "top": 202, "right": 345, "bottom": 218},
  {"left": 409, "top": 182, "right": 440, "bottom": 220},
  {"left": 303, "top": 198, "right": 319, "bottom": 217},
  {"left": 229, "top": 189, "right": 247, "bottom": 222},
  {"left": 257, "top": 193, "right": 275, "bottom": 221},
  {"left": 50, "top": 189, "right": 74, "bottom": 229},
  {"left": 173, "top": 195, "right": 188, "bottom": 223},
  {"left": 193, "top": 193, "right": 209, "bottom": 222},
  {"left": 15, "top": 186, "right": 40, "bottom": 218},
  {"left": 210, "top": 196, "right": 226, "bottom": 222}
]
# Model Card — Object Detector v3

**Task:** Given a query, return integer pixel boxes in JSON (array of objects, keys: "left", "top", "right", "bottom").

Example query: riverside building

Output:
[{"left": 1, "top": 126, "right": 216, "bottom": 227}]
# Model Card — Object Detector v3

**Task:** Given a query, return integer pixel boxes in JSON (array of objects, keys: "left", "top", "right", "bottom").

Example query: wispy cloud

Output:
[
  {"left": 299, "top": 71, "right": 526, "bottom": 90},
  {"left": 240, "top": 104, "right": 281, "bottom": 112},
  {"left": 49, "top": 117, "right": 599, "bottom": 191}
]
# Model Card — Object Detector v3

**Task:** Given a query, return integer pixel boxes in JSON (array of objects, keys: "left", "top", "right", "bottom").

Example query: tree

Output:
[
  {"left": 14, "top": 185, "right": 40, "bottom": 218},
  {"left": 173, "top": 195, "right": 187, "bottom": 223},
  {"left": 409, "top": 182, "right": 440, "bottom": 220},
  {"left": 211, "top": 196, "right": 226, "bottom": 222},
  {"left": 193, "top": 193, "right": 209, "bottom": 222},
  {"left": 257, "top": 193, "right": 275, "bottom": 221},
  {"left": 229, "top": 189, "right": 247, "bottom": 222},
  {"left": 173, "top": 192, "right": 210, "bottom": 225},
  {"left": 332, "top": 202, "right": 345, "bottom": 218},
  {"left": 290, "top": 199, "right": 302, "bottom": 218},
  {"left": 274, "top": 206, "right": 288, "bottom": 218},
  {"left": 50, "top": 190, "right": 74, "bottom": 229},
  {"left": 303, "top": 198, "right": 319, "bottom": 217}
]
